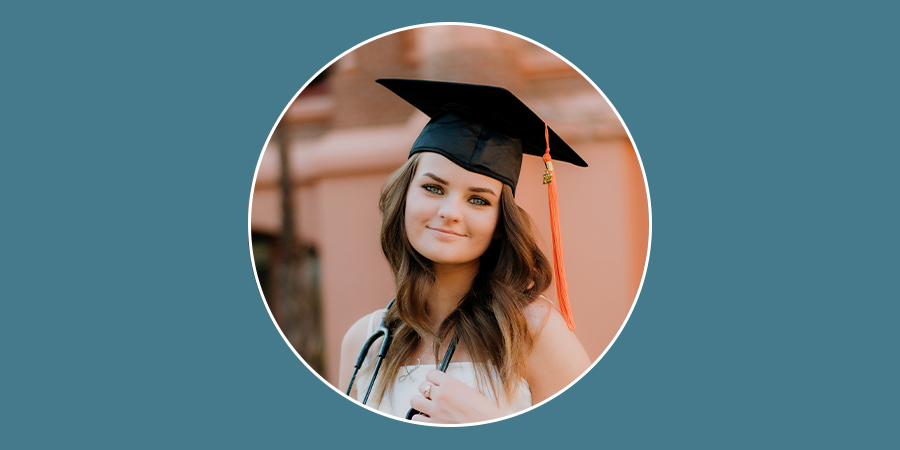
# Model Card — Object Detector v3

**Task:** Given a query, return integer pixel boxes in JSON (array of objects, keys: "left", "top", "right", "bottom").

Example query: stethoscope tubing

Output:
[
  {"left": 346, "top": 299, "right": 394, "bottom": 405},
  {"left": 345, "top": 298, "right": 459, "bottom": 420}
]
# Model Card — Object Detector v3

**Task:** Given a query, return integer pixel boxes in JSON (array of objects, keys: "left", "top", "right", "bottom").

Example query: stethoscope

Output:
[{"left": 345, "top": 298, "right": 458, "bottom": 420}]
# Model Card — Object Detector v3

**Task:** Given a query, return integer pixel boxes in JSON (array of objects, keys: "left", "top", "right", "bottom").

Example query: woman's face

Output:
[{"left": 405, "top": 152, "right": 503, "bottom": 267}]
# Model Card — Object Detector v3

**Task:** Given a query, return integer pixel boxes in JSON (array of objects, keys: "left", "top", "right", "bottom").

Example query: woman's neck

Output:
[{"left": 427, "top": 260, "right": 479, "bottom": 329}]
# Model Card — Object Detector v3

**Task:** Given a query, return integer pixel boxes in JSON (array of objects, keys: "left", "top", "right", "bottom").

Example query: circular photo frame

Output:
[{"left": 249, "top": 23, "right": 651, "bottom": 426}]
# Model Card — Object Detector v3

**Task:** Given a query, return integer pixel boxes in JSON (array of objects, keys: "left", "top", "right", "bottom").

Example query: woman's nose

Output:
[{"left": 438, "top": 198, "right": 462, "bottom": 221}]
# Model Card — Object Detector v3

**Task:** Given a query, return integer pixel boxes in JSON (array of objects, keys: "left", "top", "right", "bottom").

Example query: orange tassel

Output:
[{"left": 542, "top": 124, "right": 575, "bottom": 331}]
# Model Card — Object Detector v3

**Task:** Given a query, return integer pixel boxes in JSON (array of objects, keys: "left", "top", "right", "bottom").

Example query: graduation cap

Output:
[
  {"left": 376, "top": 78, "right": 587, "bottom": 193},
  {"left": 377, "top": 78, "right": 584, "bottom": 330}
]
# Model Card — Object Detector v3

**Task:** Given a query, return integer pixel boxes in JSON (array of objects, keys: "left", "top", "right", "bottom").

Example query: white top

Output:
[{"left": 354, "top": 310, "right": 532, "bottom": 418}]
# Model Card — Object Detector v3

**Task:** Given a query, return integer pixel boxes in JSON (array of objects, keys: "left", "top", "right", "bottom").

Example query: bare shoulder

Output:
[
  {"left": 341, "top": 309, "right": 383, "bottom": 352},
  {"left": 524, "top": 298, "right": 592, "bottom": 404},
  {"left": 523, "top": 295, "right": 553, "bottom": 337},
  {"left": 338, "top": 309, "right": 384, "bottom": 395}
]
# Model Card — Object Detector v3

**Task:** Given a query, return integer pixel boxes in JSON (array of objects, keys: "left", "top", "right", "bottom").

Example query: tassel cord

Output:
[{"left": 542, "top": 124, "right": 575, "bottom": 331}]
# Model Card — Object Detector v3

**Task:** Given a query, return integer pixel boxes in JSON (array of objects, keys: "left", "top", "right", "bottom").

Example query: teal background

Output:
[{"left": 2, "top": 1, "right": 896, "bottom": 447}]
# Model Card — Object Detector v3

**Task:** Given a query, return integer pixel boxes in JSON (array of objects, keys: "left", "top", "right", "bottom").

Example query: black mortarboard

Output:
[
  {"left": 377, "top": 78, "right": 584, "bottom": 330},
  {"left": 376, "top": 78, "right": 587, "bottom": 193}
]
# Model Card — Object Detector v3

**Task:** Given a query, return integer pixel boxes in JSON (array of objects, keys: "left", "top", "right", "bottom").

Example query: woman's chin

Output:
[{"left": 424, "top": 253, "right": 480, "bottom": 267}]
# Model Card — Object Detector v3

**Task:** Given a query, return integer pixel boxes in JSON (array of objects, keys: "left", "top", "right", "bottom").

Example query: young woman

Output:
[{"left": 338, "top": 79, "right": 591, "bottom": 424}]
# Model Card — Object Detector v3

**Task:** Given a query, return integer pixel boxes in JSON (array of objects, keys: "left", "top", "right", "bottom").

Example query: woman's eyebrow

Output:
[
  {"left": 423, "top": 172, "right": 497, "bottom": 197},
  {"left": 468, "top": 186, "right": 497, "bottom": 197},
  {"left": 423, "top": 172, "right": 449, "bottom": 184}
]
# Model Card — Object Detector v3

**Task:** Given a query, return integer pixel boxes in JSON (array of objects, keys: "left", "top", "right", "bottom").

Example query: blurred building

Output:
[{"left": 250, "top": 25, "right": 649, "bottom": 388}]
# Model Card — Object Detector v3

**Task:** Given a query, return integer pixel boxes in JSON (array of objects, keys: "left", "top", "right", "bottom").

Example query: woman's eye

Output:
[
  {"left": 469, "top": 197, "right": 490, "bottom": 207},
  {"left": 423, "top": 184, "right": 443, "bottom": 195}
]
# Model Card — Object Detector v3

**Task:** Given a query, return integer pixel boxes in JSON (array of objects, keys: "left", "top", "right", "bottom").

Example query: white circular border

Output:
[{"left": 247, "top": 22, "right": 653, "bottom": 427}]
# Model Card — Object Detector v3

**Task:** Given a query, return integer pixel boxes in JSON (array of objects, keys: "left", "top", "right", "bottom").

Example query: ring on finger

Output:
[{"left": 423, "top": 384, "right": 432, "bottom": 399}]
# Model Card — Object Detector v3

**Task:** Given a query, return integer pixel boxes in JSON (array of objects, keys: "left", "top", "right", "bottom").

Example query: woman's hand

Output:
[{"left": 408, "top": 369, "right": 503, "bottom": 424}]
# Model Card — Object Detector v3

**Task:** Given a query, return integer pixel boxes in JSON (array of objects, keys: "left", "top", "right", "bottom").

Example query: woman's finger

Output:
[
  {"left": 410, "top": 391, "right": 435, "bottom": 413},
  {"left": 409, "top": 397, "right": 439, "bottom": 423},
  {"left": 418, "top": 381, "right": 434, "bottom": 399},
  {"left": 424, "top": 369, "right": 450, "bottom": 385}
]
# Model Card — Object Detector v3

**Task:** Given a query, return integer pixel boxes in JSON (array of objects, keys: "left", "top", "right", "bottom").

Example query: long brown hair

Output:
[{"left": 372, "top": 152, "right": 553, "bottom": 406}]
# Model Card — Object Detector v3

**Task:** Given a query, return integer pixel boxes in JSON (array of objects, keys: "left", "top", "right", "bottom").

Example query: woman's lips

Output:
[{"left": 427, "top": 226, "right": 465, "bottom": 237}]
